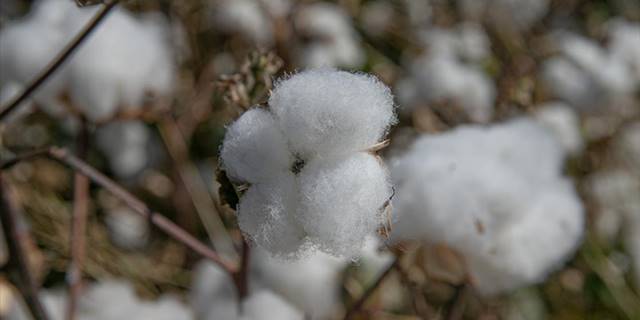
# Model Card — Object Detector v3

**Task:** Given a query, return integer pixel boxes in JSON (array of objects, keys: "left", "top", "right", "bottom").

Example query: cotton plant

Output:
[
  {"left": 294, "top": 3, "right": 365, "bottom": 68},
  {"left": 541, "top": 31, "right": 637, "bottom": 112},
  {"left": 397, "top": 24, "right": 495, "bottom": 123},
  {"left": 9, "top": 280, "right": 192, "bottom": 320},
  {"left": 457, "top": 0, "right": 549, "bottom": 31},
  {"left": 190, "top": 261, "right": 304, "bottom": 320},
  {"left": 0, "top": 0, "right": 176, "bottom": 122},
  {"left": 390, "top": 118, "right": 585, "bottom": 295},
  {"left": 220, "top": 68, "right": 396, "bottom": 258}
]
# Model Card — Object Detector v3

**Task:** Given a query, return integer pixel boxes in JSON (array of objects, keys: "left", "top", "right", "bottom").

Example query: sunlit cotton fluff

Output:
[
  {"left": 390, "top": 118, "right": 585, "bottom": 295},
  {"left": 0, "top": 0, "right": 176, "bottom": 122},
  {"left": 220, "top": 68, "right": 396, "bottom": 258},
  {"left": 295, "top": 3, "right": 365, "bottom": 68},
  {"left": 9, "top": 280, "right": 192, "bottom": 320}
]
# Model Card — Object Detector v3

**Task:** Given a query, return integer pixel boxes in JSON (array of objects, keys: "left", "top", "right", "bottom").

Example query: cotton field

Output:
[{"left": 1, "top": 0, "right": 639, "bottom": 319}]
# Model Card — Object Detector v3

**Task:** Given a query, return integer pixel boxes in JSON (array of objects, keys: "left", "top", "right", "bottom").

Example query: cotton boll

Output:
[
  {"left": 391, "top": 118, "right": 584, "bottom": 295},
  {"left": 587, "top": 170, "right": 640, "bottom": 241},
  {"left": 534, "top": 102, "right": 583, "bottom": 155},
  {"left": 458, "top": 0, "right": 549, "bottom": 31},
  {"left": 411, "top": 56, "right": 495, "bottom": 122},
  {"left": 541, "top": 57, "right": 601, "bottom": 110},
  {"left": 191, "top": 261, "right": 238, "bottom": 319},
  {"left": 295, "top": 3, "right": 365, "bottom": 68},
  {"left": 104, "top": 206, "right": 149, "bottom": 250},
  {"left": 210, "top": 0, "right": 274, "bottom": 46},
  {"left": 269, "top": 69, "right": 395, "bottom": 158},
  {"left": 240, "top": 290, "right": 303, "bottom": 320},
  {"left": 238, "top": 173, "right": 307, "bottom": 257},
  {"left": 96, "top": 121, "right": 150, "bottom": 178},
  {"left": 67, "top": 8, "right": 175, "bottom": 122},
  {"left": 608, "top": 20, "right": 640, "bottom": 83},
  {"left": 220, "top": 108, "right": 293, "bottom": 184},
  {"left": 297, "top": 153, "right": 392, "bottom": 256},
  {"left": 251, "top": 248, "right": 346, "bottom": 319}
]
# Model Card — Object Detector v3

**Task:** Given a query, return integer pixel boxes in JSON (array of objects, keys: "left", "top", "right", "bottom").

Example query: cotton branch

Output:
[
  {"left": 0, "top": 0, "right": 120, "bottom": 120},
  {"left": 66, "top": 120, "right": 90, "bottom": 320},
  {"left": 1, "top": 147, "right": 238, "bottom": 274},
  {"left": 0, "top": 173, "right": 50, "bottom": 320}
]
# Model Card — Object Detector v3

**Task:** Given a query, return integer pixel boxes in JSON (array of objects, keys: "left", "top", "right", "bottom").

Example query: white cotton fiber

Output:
[
  {"left": 220, "top": 108, "right": 293, "bottom": 183},
  {"left": 269, "top": 68, "right": 395, "bottom": 158},
  {"left": 104, "top": 206, "right": 149, "bottom": 250},
  {"left": 298, "top": 153, "right": 392, "bottom": 257},
  {"left": 534, "top": 102, "right": 583, "bottom": 155},
  {"left": 96, "top": 121, "right": 150, "bottom": 178},
  {"left": 191, "top": 261, "right": 238, "bottom": 320},
  {"left": 391, "top": 117, "right": 585, "bottom": 295},
  {"left": 238, "top": 174, "right": 307, "bottom": 257},
  {"left": 295, "top": 3, "right": 365, "bottom": 68},
  {"left": 608, "top": 20, "right": 640, "bottom": 83},
  {"left": 250, "top": 248, "right": 346, "bottom": 319},
  {"left": 457, "top": 0, "right": 549, "bottom": 31},
  {"left": 209, "top": 0, "right": 274, "bottom": 46},
  {"left": 240, "top": 290, "right": 303, "bottom": 320},
  {"left": 222, "top": 69, "right": 395, "bottom": 257}
]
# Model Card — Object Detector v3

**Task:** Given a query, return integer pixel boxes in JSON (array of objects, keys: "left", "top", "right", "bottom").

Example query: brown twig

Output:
[
  {"left": 0, "top": 0, "right": 120, "bottom": 121},
  {"left": 233, "top": 240, "right": 251, "bottom": 300},
  {"left": 344, "top": 256, "right": 400, "bottom": 320},
  {"left": 66, "top": 120, "right": 90, "bottom": 320},
  {"left": 1, "top": 147, "right": 238, "bottom": 274},
  {"left": 0, "top": 173, "right": 50, "bottom": 320}
]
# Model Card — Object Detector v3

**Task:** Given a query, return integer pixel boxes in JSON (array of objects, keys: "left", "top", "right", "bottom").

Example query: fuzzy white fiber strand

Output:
[
  {"left": 220, "top": 68, "right": 395, "bottom": 258},
  {"left": 390, "top": 118, "right": 585, "bottom": 295}
]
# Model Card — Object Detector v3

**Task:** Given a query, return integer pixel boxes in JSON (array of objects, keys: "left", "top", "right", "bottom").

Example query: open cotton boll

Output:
[
  {"left": 191, "top": 261, "right": 238, "bottom": 320},
  {"left": 269, "top": 69, "right": 395, "bottom": 158},
  {"left": 410, "top": 55, "right": 495, "bottom": 122},
  {"left": 541, "top": 57, "right": 602, "bottom": 110},
  {"left": 240, "top": 290, "right": 303, "bottom": 320},
  {"left": 209, "top": 0, "right": 274, "bottom": 46},
  {"left": 391, "top": 118, "right": 584, "bottom": 295},
  {"left": 534, "top": 102, "right": 583, "bottom": 155},
  {"left": 298, "top": 153, "right": 392, "bottom": 256},
  {"left": 238, "top": 174, "right": 307, "bottom": 257},
  {"left": 96, "top": 121, "right": 150, "bottom": 178},
  {"left": 251, "top": 248, "right": 346, "bottom": 319},
  {"left": 295, "top": 3, "right": 365, "bottom": 68},
  {"left": 104, "top": 206, "right": 149, "bottom": 250},
  {"left": 608, "top": 20, "right": 640, "bottom": 83},
  {"left": 220, "top": 108, "right": 293, "bottom": 183},
  {"left": 420, "top": 24, "right": 491, "bottom": 63},
  {"left": 67, "top": 7, "right": 175, "bottom": 122}
]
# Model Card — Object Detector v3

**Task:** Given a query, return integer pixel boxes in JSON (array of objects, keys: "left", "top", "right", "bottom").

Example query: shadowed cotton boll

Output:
[
  {"left": 191, "top": 260, "right": 304, "bottom": 320},
  {"left": 67, "top": 8, "right": 175, "bottom": 122},
  {"left": 209, "top": 0, "right": 274, "bottom": 46},
  {"left": 391, "top": 118, "right": 584, "bottom": 295},
  {"left": 457, "top": 0, "right": 549, "bottom": 31},
  {"left": 534, "top": 102, "right": 584, "bottom": 155},
  {"left": 220, "top": 69, "right": 395, "bottom": 258},
  {"left": 9, "top": 280, "right": 192, "bottom": 320},
  {"left": 96, "top": 121, "right": 151, "bottom": 178},
  {"left": 608, "top": 20, "right": 640, "bottom": 83},
  {"left": 104, "top": 206, "right": 149, "bottom": 250},
  {"left": 295, "top": 3, "right": 365, "bottom": 68},
  {"left": 542, "top": 32, "right": 635, "bottom": 111},
  {"left": 251, "top": 248, "right": 346, "bottom": 319},
  {"left": 0, "top": 0, "right": 77, "bottom": 114}
]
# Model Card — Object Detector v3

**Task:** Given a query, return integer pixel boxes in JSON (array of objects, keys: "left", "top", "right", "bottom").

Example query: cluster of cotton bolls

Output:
[
  {"left": 397, "top": 23, "right": 495, "bottom": 123},
  {"left": 390, "top": 118, "right": 585, "bottom": 294},
  {"left": 220, "top": 68, "right": 396, "bottom": 258},
  {"left": 9, "top": 280, "right": 192, "bottom": 320},
  {"left": 542, "top": 20, "right": 640, "bottom": 113}
]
